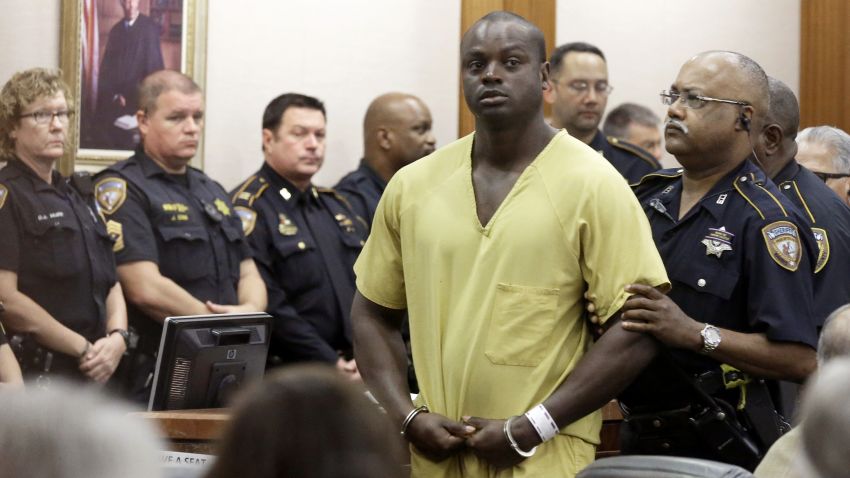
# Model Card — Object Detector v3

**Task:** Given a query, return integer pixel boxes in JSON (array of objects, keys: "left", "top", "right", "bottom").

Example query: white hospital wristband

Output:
[{"left": 524, "top": 404, "right": 559, "bottom": 443}]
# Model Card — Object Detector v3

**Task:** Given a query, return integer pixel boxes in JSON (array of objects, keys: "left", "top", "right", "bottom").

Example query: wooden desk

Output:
[
  {"left": 131, "top": 409, "right": 230, "bottom": 454},
  {"left": 597, "top": 400, "right": 624, "bottom": 459}
]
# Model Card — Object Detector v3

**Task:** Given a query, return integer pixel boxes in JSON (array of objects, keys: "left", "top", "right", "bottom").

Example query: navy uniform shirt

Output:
[
  {"left": 334, "top": 159, "right": 385, "bottom": 227},
  {"left": 231, "top": 163, "right": 368, "bottom": 364},
  {"left": 588, "top": 130, "right": 660, "bottom": 183},
  {"left": 621, "top": 159, "right": 819, "bottom": 411},
  {"left": 0, "top": 160, "right": 117, "bottom": 365},
  {"left": 94, "top": 149, "right": 249, "bottom": 353}
]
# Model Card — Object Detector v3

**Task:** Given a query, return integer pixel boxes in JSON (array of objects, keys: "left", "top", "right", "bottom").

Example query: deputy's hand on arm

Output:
[
  {"left": 619, "top": 284, "right": 703, "bottom": 350},
  {"left": 79, "top": 332, "right": 126, "bottom": 383},
  {"left": 463, "top": 416, "right": 525, "bottom": 469}
]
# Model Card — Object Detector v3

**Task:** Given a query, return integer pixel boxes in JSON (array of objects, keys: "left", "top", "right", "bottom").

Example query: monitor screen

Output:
[{"left": 148, "top": 313, "right": 272, "bottom": 411}]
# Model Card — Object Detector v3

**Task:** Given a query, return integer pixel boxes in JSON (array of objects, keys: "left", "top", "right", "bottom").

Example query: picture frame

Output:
[{"left": 59, "top": 0, "right": 208, "bottom": 176}]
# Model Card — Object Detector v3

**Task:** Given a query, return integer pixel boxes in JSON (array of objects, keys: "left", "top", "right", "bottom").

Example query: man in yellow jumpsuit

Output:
[{"left": 351, "top": 11, "right": 669, "bottom": 477}]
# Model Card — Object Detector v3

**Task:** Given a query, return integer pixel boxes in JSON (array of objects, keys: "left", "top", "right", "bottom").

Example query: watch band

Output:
[{"left": 108, "top": 328, "right": 130, "bottom": 348}]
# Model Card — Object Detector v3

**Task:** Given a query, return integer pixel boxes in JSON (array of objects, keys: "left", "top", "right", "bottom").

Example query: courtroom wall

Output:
[{"left": 0, "top": 0, "right": 800, "bottom": 183}]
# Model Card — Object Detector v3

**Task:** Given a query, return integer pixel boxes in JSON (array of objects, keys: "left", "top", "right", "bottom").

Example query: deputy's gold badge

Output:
[
  {"left": 234, "top": 206, "right": 257, "bottom": 236},
  {"left": 94, "top": 178, "right": 127, "bottom": 215},
  {"left": 335, "top": 213, "right": 355, "bottom": 233},
  {"left": 278, "top": 213, "right": 298, "bottom": 236},
  {"left": 0, "top": 184, "right": 7, "bottom": 211},
  {"left": 106, "top": 220, "right": 124, "bottom": 252},
  {"left": 762, "top": 221, "right": 802, "bottom": 271},
  {"left": 812, "top": 227, "right": 830, "bottom": 273},
  {"left": 214, "top": 198, "right": 231, "bottom": 216},
  {"left": 701, "top": 226, "right": 734, "bottom": 258}
]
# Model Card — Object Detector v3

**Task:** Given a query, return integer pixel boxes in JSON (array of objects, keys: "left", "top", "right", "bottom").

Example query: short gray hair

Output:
[
  {"left": 0, "top": 381, "right": 164, "bottom": 478},
  {"left": 797, "top": 126, "right": 850, "bottom": 174},
  {"left": 817, "top": 304, "right": 850, "bottom": 365},
  {"left": 602, "top": 103, "right": 660, "bottom": 139}
]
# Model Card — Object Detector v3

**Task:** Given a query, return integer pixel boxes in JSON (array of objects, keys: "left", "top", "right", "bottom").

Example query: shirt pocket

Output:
[
  {"left": 271, "top": 237, "right": 322, "bottom": 294},
  {"left": 22, "top": 217, "right": 83, "bottom": 279},
  {"left": 485, "top": 283, "right": 560, "bottom": 367},
  {"left": 672, "top": 260, "right": 739, "bottom": 300},
  {"left": 155, "top": 224, "right": 211, "bottom": 282}
]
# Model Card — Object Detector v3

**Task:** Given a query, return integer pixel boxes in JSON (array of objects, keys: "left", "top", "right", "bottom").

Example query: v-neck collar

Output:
[{"left": 466, "top": 130, "right": 564, "bottom": 235}]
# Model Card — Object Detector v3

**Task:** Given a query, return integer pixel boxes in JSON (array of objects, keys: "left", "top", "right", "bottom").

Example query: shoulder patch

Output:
[
  {"left": 231, "top": 175, "right": 269, "bottom": 207},
  {"left": 607, "top": 136, "right": 661, "bottom": 169},
  {"left": 94, "top": 177, "right": 127, "bottom": 215},
  {"left": 0, "top": 184, "right": 7, "bottom": 210},
  {"left": 234, "top": 206, "right": 258, "bottom": 236},
  {"left": 812, "top": 227, "right": 830, "bottom": 273},
  {"left": 762, "top": 220, "right": 802, "bottom": 272}
]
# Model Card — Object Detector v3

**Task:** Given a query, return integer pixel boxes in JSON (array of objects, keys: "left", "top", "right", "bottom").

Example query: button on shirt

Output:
[
  {"left": 621, "top": 160, "right": 819, "bottom": 410},
  {"left": 231, "top": 163, "right": 367, "bottom": 364},
  {"left": 95, "top": 150, "right": 249, "bottom": 352},
  {"left": 774, "top": 159, "right": 850, "bottom": 330},
  {"left": 0, "top": 159, "right": 117, "bottom": 343},
  {"left": 588, "top": 130, "right": 660, "bottom": 183},
  {"left": 334, "top": 159, "right": 386, "bottom": 227}
]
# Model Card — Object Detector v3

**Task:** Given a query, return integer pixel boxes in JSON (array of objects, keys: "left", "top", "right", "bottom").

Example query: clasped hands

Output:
[{"left": 405, "top": 412, "right": 535, "bottom": 469}]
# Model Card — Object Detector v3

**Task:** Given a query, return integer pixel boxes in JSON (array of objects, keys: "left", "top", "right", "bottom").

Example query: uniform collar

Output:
[
  {"left": 588, "top": 130, "right": 606, "bottom": 151},
  {"left": 699, "top": 159, "right": 766, "bottom": 220},
  {"left": 358, "top": 159, "right": 387, "bottom": 191},
  {"left": 773, "top": 158, "right": 802, "bottom": 185},
  {"left": 260, "top": 162, "right": 318, "bottom": 205},
  {"left": 7, "top": 158, "right": 66, "bottom": 193}
]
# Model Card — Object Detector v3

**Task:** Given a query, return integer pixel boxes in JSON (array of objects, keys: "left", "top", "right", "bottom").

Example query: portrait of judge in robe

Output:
[{"left": 80, "top": 0, "right": 184, "bottom": 151}]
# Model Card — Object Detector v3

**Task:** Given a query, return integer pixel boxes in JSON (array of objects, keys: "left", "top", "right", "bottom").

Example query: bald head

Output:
[
  {"left": 766, "top": 77, "right": 800, "bottom": 140},
  {"left": 137, "top": 70, "right": 201, "bottom": 114},
  {"left": 801, "top": 357, "right": 850, "bottom": 478},
  {"left": 363, "top": 92, "right": 435, "bottom": 179},
  {"left": 462, "top": 11, "right": 547, "bottom": 64},
  {"left": 687, "top": 51, "right": 768, "bottom": 127}
]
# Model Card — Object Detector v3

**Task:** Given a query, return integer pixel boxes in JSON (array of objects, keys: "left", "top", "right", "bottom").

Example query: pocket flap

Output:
[
  {"left": 672, "top": 261, "right": 739, "bottom": 300},
  {"left": 156, "top": 224, "right": 209, "bottom": 242}
]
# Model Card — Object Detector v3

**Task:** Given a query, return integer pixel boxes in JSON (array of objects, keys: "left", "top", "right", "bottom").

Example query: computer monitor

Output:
[{"left": 148, "top": 312, "right": 273, "bottom": 411}]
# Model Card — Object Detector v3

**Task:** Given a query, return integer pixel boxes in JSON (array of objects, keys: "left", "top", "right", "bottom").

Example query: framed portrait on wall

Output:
[{"left": 59, "top": 0, "right": 208, "bottom": 175}]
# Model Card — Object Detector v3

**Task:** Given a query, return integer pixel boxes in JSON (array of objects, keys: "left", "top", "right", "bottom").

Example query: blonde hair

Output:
[{"left": 0, "top": 68, "right": 73, "bottom": 160}]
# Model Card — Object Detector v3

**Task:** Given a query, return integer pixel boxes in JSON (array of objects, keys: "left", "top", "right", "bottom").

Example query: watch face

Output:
[{"left": 706, "top": 328, "right": 721, "bottom": 342}]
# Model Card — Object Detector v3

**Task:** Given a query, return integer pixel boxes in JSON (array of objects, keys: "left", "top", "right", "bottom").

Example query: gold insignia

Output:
[
  {"left": 762, "top": 221, "right": 802, "bottom": 271},
  {"left": 94, "top": 178, "right": 127, "bottom": 215},
  {"left": 278, "top": 213, "right": 298, "bottom": 236},
  {"left": 214, "top": 198, "right": 231, "bottom": 216},
  {"left": 701, "top": 226, "right": 734, "bottom": 258},
  {"left": 334, "top": 213, "right": 356, "bottom": 233},
  {"left": 106, "top": 220, "right": 124, "bottom": 252},
  {"left": 234, "top": 206, "right": 257, "bottom": 236},
  {"left": 812, "top": 227, "right": 830, "bottom": 273},
  {"left": 0, "top": 184, "right": 7, "bottom": 210}
]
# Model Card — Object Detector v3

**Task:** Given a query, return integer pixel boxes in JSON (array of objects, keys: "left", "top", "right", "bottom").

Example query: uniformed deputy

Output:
[
  {"left": 0, "top": 68, "right": 127, "bottom": 384},
  {"left": 335, "top": 92, "right": 436, "bottom": 227},
  {"left": 754, "top": 77, "right": 850, "bottom": 331},
  {"left": 615, "top": 52, "right": 819, "bottom": 471},
  {"left": 94, "top": 70, "right": 266, "bottom": 402},
  {"left": 231, "top": 93, "right": 367, "bottom": 378},
  {"left": 544, "top": 42, "right": 660, "bottom": 182}
]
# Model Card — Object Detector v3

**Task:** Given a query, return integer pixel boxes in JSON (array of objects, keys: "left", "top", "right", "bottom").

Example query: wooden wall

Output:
[
  {"left": 458, "top": 0, "right": 556, "bottom": 137},
  {"left": 800, "top": 0, "right": 850, "bottom": 131}
]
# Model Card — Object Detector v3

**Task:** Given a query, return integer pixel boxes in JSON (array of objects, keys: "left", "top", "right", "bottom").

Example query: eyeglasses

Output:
[
  {"left": 811, "top": 170, "right": 850, "bottom": 182},
  {"left": 561, "top": 80, "right": 613, "bottom": 96},
  {"left": 19, "top": 110, "right": 73, "bottom": 125},
  {"left": 660, "top": 90, "right": 749, "bottom": 110}
]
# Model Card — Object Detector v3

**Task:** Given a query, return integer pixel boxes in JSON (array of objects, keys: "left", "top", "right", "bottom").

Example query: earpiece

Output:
[{"left": 739, "top": 113, "right": 751, "bottom": 132}]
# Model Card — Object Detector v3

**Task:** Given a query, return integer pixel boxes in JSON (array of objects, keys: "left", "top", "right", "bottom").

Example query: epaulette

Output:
[
  {"left": 731, "top": 172, "right": 788, "bottom": 220},
  {"left": 607, "top": 136, "right": 661, "bottom": 169},
  {"left": 231, "top": 175, "right": 270, "bottom": 207},
  {"left": 629, "top": 168, "right": 683, "bottom": 188}
]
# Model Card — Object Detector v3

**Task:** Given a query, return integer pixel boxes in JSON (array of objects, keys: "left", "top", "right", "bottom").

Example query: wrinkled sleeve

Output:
[
  {"left": 580, "top": 171, "right": 670, "bottom": 324},
  {"left": 353, "top": 174, "right": 406, "bottom": 309}
]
